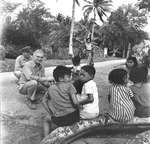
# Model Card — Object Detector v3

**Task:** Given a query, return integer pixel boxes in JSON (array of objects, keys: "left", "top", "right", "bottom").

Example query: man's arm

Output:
[
  {"left": 23, "top": 63, "right": 53, "bottom": 82},
  {"left": 42, "top": 91, "right": 53, "bottom": 115},
  {"left": 14, "top": 56, "right": 22, "bottom": 71}
]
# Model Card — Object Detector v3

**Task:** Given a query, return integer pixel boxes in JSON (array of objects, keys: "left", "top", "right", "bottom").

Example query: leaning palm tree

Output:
[{"left": 83, "top": 0, "right": 112, "bottom": 40}]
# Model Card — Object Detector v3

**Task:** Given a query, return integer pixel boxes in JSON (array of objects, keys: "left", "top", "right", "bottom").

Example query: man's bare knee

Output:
[{"left": 29, "top": 80, "right": 38, "bottom": 86}]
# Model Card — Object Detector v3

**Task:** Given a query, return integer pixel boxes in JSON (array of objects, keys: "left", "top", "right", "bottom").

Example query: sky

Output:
[{"left": 4, "top": 0, "right": 150, "bottom": 32}]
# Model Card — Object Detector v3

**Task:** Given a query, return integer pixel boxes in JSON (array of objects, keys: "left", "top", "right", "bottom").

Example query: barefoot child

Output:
[
  {"left": 108, "top": 68, "right": 135, "bottom": 122},
  {"left": 42, "top": 65, "right": 80, "bottom": 137}
]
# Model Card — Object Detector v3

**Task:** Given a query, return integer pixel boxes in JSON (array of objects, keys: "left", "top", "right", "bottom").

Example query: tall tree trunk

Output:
[
  {"left": 69, "top": 0, "right": 75, "bottom": 58},
  {"left": 91, "top": 9, "right": 96, "bottom": 40},
  {"left": 126, "top": 43, "right": 131, "bottom": 58},
  {"left": 123, "top": 49, "right": 126, "bottom": 58}
]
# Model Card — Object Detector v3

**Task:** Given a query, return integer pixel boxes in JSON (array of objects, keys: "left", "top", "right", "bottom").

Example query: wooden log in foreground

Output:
[{"left": 41, "top": 115, "right": 150, "bottom": 144}]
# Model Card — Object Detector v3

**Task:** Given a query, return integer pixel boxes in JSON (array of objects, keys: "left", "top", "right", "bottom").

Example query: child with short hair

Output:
[
  {"left": 129, "top": 66, "right": 150, "bottom": 118},
  {"left": 77, "top": 65, "right": 99, "bottom": 119},
  {"left": 42, "top": 65, "right": 80, "bottom": 137},
  {"left": 71, "top": 55, "right": 81, "bottom": 81},
  {"left": 108, "top": 68, "right": 135, "bottom": 122}
]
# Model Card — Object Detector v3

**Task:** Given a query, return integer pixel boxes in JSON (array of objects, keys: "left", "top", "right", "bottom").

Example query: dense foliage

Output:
[{"left": 0, "top": 0, "right": 149, "bottom": 59}]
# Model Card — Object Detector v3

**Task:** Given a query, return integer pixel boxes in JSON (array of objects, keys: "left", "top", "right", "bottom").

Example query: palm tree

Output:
[
  {"left": 56, "top": 0, "right": 80, "bottom": 58},
  {"left": 83, "top": 0, "right": 112, "bottom": 40},
  {"left": 69, "top": 0, "right": 80, "bottom": 57},
  {"left": 136, "top": 0, "right": 150, "bottom": 11}
]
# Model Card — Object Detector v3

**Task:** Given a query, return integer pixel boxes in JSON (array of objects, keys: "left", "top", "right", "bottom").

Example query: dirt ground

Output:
[{"left": 0, "top": 61, "right": 139, "bottom": 144}]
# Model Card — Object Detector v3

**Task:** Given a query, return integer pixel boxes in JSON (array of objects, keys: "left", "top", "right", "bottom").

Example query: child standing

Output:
[
  {"left": 108, "top": 68, "right": 135, "bottom": 123},
  {"left": 129, "top": 66, "right": 150, "bottom": 118},
  {"left": 77, "top": 65, "right": 99, "bottom": 119},
  {"left": 85, "top": 38, "right": 94, "bottom": 66},
  {"left": 42, "top": 65, "right": 80, "bottom": 137}
]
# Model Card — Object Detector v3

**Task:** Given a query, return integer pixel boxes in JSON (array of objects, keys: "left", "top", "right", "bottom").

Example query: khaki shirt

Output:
[
  {"left": 14, "top": 55, "right": 32, "bottom": 71},
  {"left": 19, "top": 60, "right": 45, "bottom": 84}
]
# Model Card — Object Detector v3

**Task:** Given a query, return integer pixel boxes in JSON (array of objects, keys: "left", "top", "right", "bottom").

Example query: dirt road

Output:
[{"left": 1, "top": 60, "right": 128, "bottom": 144}]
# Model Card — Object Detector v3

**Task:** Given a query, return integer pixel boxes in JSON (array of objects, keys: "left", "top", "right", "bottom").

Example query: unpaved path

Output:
[{"left": 1, "top": 60, "right": 131, "bottom": 144}]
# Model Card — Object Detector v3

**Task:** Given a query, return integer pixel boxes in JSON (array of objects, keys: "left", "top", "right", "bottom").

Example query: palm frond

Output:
[
  {"left": 75, "top": 0, "right": 80, "bottom": 6},
  {"left": 96, "top": 10, "right": 104, "bottom": 22},
  {"left": 83, "top": 0, "right": 92, "bottom": 4},
  {"left": 82, "top": 4, "right": 92, "bottom": 11},
  {"left": 83, "top": 6, "right": 93, "bottom": 18}
]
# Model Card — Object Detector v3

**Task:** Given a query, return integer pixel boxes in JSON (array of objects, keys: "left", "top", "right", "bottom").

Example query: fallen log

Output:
[{"left": 41, "top": 115, "right": 150, "bottom": 144}]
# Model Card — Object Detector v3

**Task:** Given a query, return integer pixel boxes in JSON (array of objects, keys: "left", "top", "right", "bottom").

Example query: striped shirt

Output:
[{"left": 108, "top": 84, "right": 135, "bottom": 122}]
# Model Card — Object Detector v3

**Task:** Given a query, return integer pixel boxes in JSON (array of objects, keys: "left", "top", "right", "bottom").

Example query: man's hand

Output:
[
  {"left": 38, "top": 76, "right": 54, "bottom": 82},
  {"left": 46, "top": 76, "right": 54, "bottom": 82}
]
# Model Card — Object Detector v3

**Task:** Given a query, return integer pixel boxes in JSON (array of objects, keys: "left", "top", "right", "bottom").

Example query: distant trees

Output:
[
  {"left": 1, "top": 0, "right": 53, "bottom": 58},
  {"left": 137, "top": 0, "right": 150, "bottom": 11},
  {"left": 1, "top": 0, "right": 149, "bottom": 59},
  {"left": 99, "top": 4, "right": 149, "bottom": 57}
]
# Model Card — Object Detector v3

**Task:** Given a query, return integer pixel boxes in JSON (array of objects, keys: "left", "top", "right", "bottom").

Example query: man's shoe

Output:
[{"left": 26, "top": 99, "right": 37, "bottom": 110}]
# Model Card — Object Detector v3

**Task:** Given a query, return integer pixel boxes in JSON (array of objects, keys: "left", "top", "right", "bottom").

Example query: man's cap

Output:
[{"left": 21, "top": 46, "right": 31, "bottom": 52}]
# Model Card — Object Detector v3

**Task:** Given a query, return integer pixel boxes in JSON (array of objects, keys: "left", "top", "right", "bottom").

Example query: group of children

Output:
[
  {"left": 42, "top": 55, "right": 99, "bottom": 137},
  {"left": 108, "top": 55, "right": 150, "bottom": 123},
  {"left": 41, "top": 53, "right": 150, "bottom": 137}
]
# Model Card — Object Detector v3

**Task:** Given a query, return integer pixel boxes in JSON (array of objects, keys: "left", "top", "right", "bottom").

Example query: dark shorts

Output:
[{"left": 51, "top": 110, "right": 80, "bottom": 127}]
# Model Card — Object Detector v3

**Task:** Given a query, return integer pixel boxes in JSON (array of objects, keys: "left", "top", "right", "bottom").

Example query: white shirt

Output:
[
  {"left": 80, "top": 80, "right": 99, "bottom": 114},
  {"left": 85, "top": 43, "right": 92, "bottom": 51}
]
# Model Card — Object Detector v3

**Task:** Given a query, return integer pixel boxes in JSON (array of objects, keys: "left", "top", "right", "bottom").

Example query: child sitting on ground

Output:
[
  {"left": 42, "top": 65, "right": 80, "bottom": 137},
  {"left": 129, "top": 66, "right": 150, "bottom": 118},
  {"left": 124, "top": 56, "right": 138, "bottom": 86},
  {"left": 77, "top": 65, "right": 99, "bottom": 119},
  {"left": 124, "top": 56, "right": 138, "bottom": 74},
  {"left": 108, "top": 68, "right": 135, "bottom": 123}
]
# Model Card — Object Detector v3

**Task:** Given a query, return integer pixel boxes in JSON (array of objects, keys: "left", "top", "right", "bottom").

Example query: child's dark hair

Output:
[
  {"left": 86, "top": 38, "right": 91, "bottom": 43},
  {"left": 53, "top": 65, "right": 71, "bottom": 82},
  {"left": 72, "top": 55, "right": 81, "bottom": 66},
  {"left": 108, "top": 68, "right": 128, "bottom": 85},
  {"left": 126, "top": 56, "right": 138, "bottom": 68},
  {"left": 129, "top": 66, "right": 148, "bottom": 83},
  {"left": 81, "top": 65, "right": 96, "bottom": 77}
]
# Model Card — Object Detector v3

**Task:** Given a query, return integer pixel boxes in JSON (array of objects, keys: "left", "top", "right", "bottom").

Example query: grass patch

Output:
[{"left": 5, "top": 57, "right": 122, "bottom": 72}]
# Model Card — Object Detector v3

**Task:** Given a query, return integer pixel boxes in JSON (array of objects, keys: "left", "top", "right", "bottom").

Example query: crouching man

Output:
[{"left": 18, "top": 49, "right": 53, "bottom": 110}]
